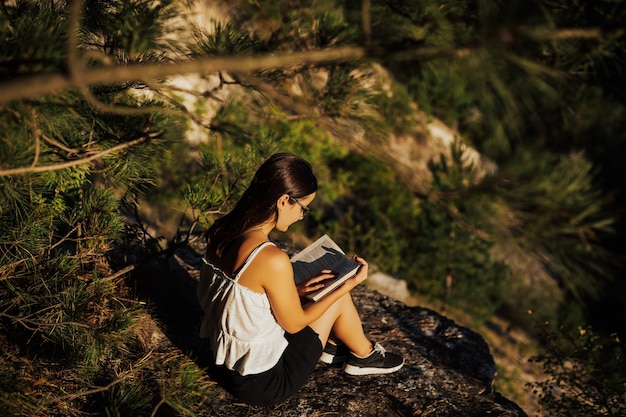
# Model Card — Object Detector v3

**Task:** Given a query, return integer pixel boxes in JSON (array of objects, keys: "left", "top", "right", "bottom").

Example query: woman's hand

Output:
[
  {"left": 297, "top": 256, "right": 369, "bottom": 297},
  {"left": 296, "top": 270, "right": 335, "bottom": 297},
  {"left": 350, "top": 256, "right": 369, "bottom": 285},
  {"left": 262, "top": 250, "right": 370, "bottom": 333}
]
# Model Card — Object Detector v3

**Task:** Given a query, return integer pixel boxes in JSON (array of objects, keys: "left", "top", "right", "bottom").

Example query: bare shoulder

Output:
[
  {"left": 236, "top": 243, "right": 293, "bottom": 293},
  {"left": 253, "top": 245, "right": 297, "bottom": 294},
  {"left": 248, "top": 244, "right": 293, "bottom": 286},
  {"left": 256, "top": 244, "right": 291, "bottom": 272}
]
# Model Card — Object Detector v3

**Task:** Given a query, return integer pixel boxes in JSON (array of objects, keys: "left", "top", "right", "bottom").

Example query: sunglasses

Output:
[{"left": 289, "top": 196, "right": 311, "bottom": 217}]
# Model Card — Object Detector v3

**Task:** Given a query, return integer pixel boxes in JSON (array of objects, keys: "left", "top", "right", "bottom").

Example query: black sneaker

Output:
[
  {"left": 319, "top": 341, "right": 349, "bottom": 365},
  {"left": 343, "top": 343, "right": 404, "bottom": 375}
]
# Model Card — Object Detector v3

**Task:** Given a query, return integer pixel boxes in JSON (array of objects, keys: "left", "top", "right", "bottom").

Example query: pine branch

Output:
[
  {"left": 29, "top": 113, "right": 42, "bottom": 169},
  {"left": 0, "top": 133, "right": 158, "bottom": 176},
  {"left": 1, "top": 25, "right": 620, "bottom": 104},
  {"left": 100, "top": 264, "right": 135, "bottom": 282},
  {"left": 47, "top": 225, "right": 80, "bottom": 252},
  {"left": 0, "top": 46, "right": 367, "bottom": 104},
  {"left": 145, "top": 81, "right": 215, "bottom": 131},
  {"left": 41, "top": 132, "right": 79, "bottom": 155},
  {"left": 31, "top": 353, "right": 152, "bottom": 414},
  {"left": 0, "top": 311, "right": 91, "bottom": 331}
]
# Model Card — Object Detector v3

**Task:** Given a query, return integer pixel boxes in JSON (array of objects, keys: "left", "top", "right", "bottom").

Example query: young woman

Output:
[{"left": 197, "top": 153, "right": 403, "bottom": 406}]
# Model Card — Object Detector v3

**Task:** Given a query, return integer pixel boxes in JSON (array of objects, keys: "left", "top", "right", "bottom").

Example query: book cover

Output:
[{"left": 291, "top": 234, "right": 361, "bottom": 302}]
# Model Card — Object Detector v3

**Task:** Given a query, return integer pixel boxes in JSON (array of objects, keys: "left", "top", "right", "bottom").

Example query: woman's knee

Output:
[{"left": 337, "top": 292, "right": 356, "bottom": 311}]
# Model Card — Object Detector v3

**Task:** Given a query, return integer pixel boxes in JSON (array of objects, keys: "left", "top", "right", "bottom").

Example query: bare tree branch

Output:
[
  {"left": 0, "top": 26, "right": 620, "bottom": 105},
  {"left": 41, "top": 132, "right": 79, "bottom": 155},
  {"left": 100, "top": 264, "right": 135, "bottom": 282},
  {"left": 67, "top": 0, "right": 83, "bottom": 85},
  {"left": 0, "top": 46, "right": 367, "bottom": 104},
  {"left": 28, "top": 109, "right": 42, "bottom": 168},
  {"left": 361, "top": 0, "right": 372, "bottom": 46},
  {"left": 0, "top": 134, "right": 154, "bottom": 176},
  {"left": 144, "top": 81, "right": 215, "bottom": 131}
]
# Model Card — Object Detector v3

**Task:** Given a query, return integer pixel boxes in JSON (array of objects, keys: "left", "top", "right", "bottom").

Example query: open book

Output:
[{"left": 291, "top": 234, "right": 361, "bottom": 302}]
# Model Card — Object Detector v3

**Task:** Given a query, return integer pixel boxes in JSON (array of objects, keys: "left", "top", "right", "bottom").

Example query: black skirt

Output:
[{"left": 210, "top": 326, "right": 323, "bottom": 406}]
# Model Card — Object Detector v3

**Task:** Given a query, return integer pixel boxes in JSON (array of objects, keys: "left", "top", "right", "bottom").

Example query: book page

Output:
[
  {"left": 303, "top": 257, "right": 361, "bottom": 302},
  {"left": 291, "top": 235, "right": 345, "bottom": 285},
  {"left": 291, "top": 234, "right": 362, "bottom": 301}
]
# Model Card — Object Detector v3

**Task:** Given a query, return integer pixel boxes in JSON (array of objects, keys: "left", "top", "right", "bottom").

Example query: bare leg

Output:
[{"left": 308, "top": 292, "right": 372, "bottom": 357}]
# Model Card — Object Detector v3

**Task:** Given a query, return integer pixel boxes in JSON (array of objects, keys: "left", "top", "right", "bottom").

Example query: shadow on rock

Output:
[{"left": 126, "top": 238, "right": 527, "bottom": 417}]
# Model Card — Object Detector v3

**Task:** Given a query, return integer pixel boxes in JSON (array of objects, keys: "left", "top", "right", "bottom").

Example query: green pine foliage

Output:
[
  {"left": 191, "top": 20, "right": 263, "bottom": 57},
  {"left": 495, "top": 150, "right": 616, "bottom": 303},
  {"left": 366, "top": 0, "right": 622, "bottom": 309},
  {"left": 1, "top": 1, "right": 214, "bottom": 415},
  {"left": 1, "top": 0, "right": 625, "bottom": 414},
  {"left": 309, "top": 152, "right": 422, "bottom": 275},
  {"left": 410, "top": 142, "right": 507, "bottom": 320},
  {"left": 528, "top": 325, "right": 626, "bottom": 417},
  {"left": 176, "top": 0, "right": 622, "bottom": 327}
]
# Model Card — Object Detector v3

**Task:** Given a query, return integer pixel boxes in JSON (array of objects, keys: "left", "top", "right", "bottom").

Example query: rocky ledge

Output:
[{"left": 137, "top": 240, "right": 527, "bottom": 417}]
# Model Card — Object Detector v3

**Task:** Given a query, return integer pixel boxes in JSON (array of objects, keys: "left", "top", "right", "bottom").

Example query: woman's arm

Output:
[{"left": 258, "top": 246, "right": 368, "bottom": 334}]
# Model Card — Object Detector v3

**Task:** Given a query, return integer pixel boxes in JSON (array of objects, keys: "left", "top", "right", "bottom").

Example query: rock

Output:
[
  {"left": 367, "top": 268, "right": 414, "bottom": 304},
  {"left": 137, "top": 239, "right": 526, "bottom": 417}
]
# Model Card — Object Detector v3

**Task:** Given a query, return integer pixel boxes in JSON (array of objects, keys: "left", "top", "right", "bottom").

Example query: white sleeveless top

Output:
[{"left": 197, "top": 242, "right": 288, "bottom": 376}]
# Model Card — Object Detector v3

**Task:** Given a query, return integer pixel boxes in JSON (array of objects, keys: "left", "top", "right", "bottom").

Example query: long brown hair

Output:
[{"left": 206, "top": 153, "right": 318, "bottom": 257}]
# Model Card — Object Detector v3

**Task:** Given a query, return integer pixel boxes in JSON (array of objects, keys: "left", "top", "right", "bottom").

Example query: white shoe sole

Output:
[
  {"left": 319, "top": 352, "right": 346, "bottom": 364},
  {"left": 343, "top": 360, "right": 404, "bottom": 376}
]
